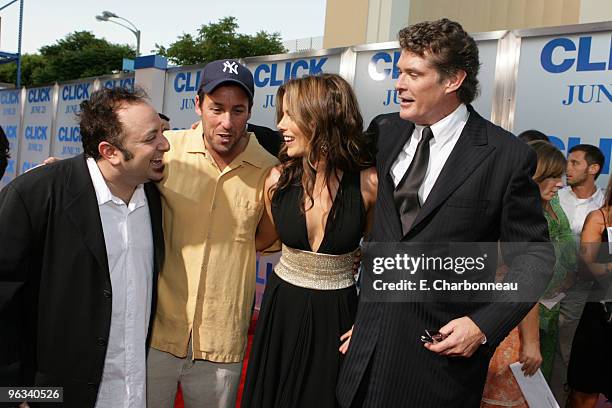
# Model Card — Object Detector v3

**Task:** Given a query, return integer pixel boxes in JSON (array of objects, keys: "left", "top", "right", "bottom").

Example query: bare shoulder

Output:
[
  {"left": 268, "top": 165, "right": 282, "bottom": 182},
  {"left": 585, "top": 208, "right": 606, "bottom": 227},
  {"left": 264, "top": 165, "right": 283, "bottom": 190}
]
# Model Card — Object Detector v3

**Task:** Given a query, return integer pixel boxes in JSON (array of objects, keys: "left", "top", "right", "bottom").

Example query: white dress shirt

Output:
[
  {"left": 558, "top": 186, "right": 605, "bottom": 239},
  {"left": 391, "top": 104, "right": 470, "bottom": 203},
  {"left": 86, "top": 158, "right": 153, "bottom": 408}
]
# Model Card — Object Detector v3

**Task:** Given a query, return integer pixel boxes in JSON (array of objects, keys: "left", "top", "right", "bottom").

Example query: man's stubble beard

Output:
[{"left": 568, "top": 172, "right": 588, "bottom": 188}]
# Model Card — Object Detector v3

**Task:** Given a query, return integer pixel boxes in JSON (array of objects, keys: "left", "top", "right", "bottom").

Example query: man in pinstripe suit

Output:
[{"left": 336, "top": 19, "right": 554, "bottom": 407}]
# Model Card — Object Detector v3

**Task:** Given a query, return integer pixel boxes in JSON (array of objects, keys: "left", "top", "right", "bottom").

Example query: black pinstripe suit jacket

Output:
[{"left": 336, "top": 106, "right": 555, "bottom": 407}]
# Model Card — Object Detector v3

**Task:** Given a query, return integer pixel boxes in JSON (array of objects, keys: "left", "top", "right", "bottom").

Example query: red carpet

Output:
[
  {"left": 174, "top": 311, "right": 258, "bottom": 408},
  {"left": 172, "top": 310, "right": 612, "bottom": 407}
]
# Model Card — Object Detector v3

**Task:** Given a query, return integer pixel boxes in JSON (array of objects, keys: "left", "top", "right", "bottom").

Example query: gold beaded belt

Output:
[{"left": 274, "top": 244, "right": 357, "bottom": 290}]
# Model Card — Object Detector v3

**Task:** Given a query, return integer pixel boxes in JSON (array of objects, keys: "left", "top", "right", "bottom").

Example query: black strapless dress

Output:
[{"left": 242, "top": 172, "right": 365, "bottom": 408}]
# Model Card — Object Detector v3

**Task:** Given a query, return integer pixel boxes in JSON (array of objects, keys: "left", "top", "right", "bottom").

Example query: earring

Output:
[{"left": 320, "top": 142, "right": 329, "bottom": 155}]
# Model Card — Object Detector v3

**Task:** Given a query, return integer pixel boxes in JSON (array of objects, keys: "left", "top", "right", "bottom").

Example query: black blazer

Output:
[
  {"left": 336, "top": 107, "right": 555, "bottom": 407},
  {"left": 0, "top": 154, "right": 164, "bottom": 408},
  {"left": 248, "top": 123, "right": 282, "bottom": 157}
]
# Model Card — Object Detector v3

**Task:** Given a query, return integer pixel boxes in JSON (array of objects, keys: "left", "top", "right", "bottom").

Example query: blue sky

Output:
[{"left": 0, "top": 0, "right": 327, "bottom": 55}]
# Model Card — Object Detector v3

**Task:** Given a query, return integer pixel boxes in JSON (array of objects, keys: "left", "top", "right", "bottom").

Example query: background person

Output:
[
  {"left": 560, "top": 145, "right": 605, "bottom": 239},
  {"left": 517, "top": 129, "right": 550, "bottom": 144},
  {"left": 248, "top": 122, "right": 282, "bottom": 157},
  {"left": 554, "top": 144, "right": 605, "bottom": 405},
  {"left": 567, "top": 176, "right": 612, "bottom": 408},
  {"left": 481, "top": 140, "right": 575, "bottom": 407}
]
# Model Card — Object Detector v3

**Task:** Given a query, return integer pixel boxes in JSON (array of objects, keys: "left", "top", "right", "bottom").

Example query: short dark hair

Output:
[
  {"left": 398, "top": 18, "right": 480, "bottom": 104},
  {"left": 79, "top": 87, "right": 149, "bottom": 161},
  {"left": 0, "top": 125, "right": 10, "bottom": 179},
  {"left": 518, "top": 129, "right": 550, "bottom": 144},
  {"left": 568, "top": 144, "right": 605, "bottom": 179}
]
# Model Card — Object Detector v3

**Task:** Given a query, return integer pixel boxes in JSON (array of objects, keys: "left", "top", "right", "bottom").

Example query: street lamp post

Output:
[{"left": 95, "top": 10, "right": 141, "bottom": 56}]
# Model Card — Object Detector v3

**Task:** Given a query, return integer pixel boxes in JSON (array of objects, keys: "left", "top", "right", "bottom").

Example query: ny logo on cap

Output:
[{"left": 222, "top": 61, "right": 239, "bottom": 75}]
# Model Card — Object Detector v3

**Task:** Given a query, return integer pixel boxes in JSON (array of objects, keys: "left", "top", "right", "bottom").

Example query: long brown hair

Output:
[{"left": 271, "top": 73, "right": 375, "bottom": 210}]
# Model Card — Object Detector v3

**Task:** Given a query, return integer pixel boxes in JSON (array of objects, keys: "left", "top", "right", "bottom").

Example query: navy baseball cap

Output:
[{"left": 200, "top": 59, "right": 254, "bottom": 99}]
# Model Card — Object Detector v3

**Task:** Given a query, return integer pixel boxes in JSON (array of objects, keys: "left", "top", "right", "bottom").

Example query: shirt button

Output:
[
  {"left": 103, "top": 290, "right": 111, "bottom": 299},
  {"left": 97, "top": 337, "right": 107, "bottom": 347}
]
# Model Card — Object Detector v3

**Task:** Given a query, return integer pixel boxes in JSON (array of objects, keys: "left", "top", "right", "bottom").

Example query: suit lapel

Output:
[
  {"left": 406, "top": 109, "right": 495, "bottom": 235},
  {"left": 144, "top": 182, "right": 163, "bottom": 278},
  {"left": 378, "top": 119, "right": 414, "bottom": 240},
  {"left": 382, "top": 120, "right": 414, "bottom": 185},
  {"left": 144, "top": 182, "right": 163, "bottom": 344},
  {"left": 64, "top": 155, "right": 109, "bottom": 276}
]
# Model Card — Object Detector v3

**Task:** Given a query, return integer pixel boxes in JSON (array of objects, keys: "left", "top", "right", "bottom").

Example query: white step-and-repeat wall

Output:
[{"left": 1, "top": 23, "right": 610, "bottom": 306}]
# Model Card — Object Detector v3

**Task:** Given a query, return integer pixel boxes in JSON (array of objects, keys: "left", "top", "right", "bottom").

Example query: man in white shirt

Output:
[
  {"left": 554, "top": 144, "right": 605, "bottom": 406},
  {"left": 0, "top": 87, "right": 168, "bottom": 407},
  {"left": 559, "top": 144, "right": 605, "bottom": 238}
]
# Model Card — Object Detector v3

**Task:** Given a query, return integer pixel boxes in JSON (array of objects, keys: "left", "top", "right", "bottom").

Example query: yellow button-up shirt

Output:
[{"left": 151, "top": 123, "right": 278, "bottom": 362}]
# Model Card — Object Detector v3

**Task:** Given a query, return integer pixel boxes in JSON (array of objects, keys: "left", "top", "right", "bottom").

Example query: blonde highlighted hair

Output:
[{"left": 528, "top": 140, "right": 566, "bottom": 182}]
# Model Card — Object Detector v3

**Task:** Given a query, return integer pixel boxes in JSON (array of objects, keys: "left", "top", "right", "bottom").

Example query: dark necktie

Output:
[{"left": 393, "top": 126, "right": 434, "bottom": 235}]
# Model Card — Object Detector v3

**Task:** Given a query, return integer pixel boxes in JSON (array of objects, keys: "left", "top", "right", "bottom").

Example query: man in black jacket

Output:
[
  {"left": 248, "top": 122, "right": 281, "bottom": 157},
  {"left": 0, "top": 125, "right": 9, "bottom": 180},
  {"left": 0, "top": 87, "right": 167, "bottom": 407},
  {"left": 337, "top": 19, "right": 554, "bottom": 407}
]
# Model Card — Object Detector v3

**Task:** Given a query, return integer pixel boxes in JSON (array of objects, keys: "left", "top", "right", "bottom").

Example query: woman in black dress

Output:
[
  {"left": 242, "top": 73, "right": 377, "bottom": 408},
  {"left": 568, "top": 178, "right": 612, "bottom": 407}
]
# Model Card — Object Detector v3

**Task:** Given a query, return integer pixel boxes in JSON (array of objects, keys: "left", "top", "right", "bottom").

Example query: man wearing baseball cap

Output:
[{"left": 146, "top": 59, "right": 278, "bottom": 408}]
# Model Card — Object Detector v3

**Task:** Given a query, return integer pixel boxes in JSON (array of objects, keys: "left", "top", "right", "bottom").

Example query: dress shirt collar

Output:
[
  {"left": 86, "top": 157, "right": 146, "bottom": 209},
  {"left": 413, "top": 103, "right": 469, "bottom": 143},
  {"left": 185, "top": 122, "right": 207, "bottom": 154}
]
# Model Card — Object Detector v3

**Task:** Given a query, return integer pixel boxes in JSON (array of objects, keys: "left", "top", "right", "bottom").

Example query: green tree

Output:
[
  {"left": 156, "top": 16, "right": 286, "bottom": 65},
  {"left": 33, "top": 31, "right": 135, "bottom": 84},
  {"left": 0, "top": 54, "right": 46, "bottom": 87},
  {"left": 0, "top": 31, "right": 135, "bottom": 87}
]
